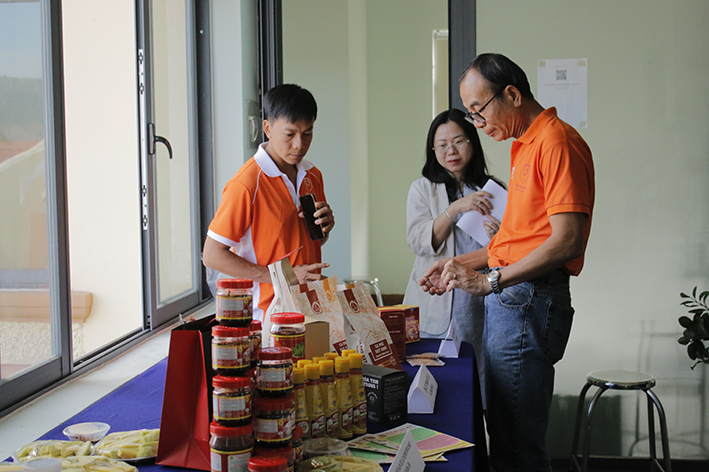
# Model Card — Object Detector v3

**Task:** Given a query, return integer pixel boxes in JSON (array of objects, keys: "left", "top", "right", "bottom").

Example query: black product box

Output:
[{"left": 362, "top": 363, "right": 408, "bottom": 424}]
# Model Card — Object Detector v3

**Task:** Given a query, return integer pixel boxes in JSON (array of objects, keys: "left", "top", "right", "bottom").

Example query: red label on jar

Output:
[
  {"left": 272, "top": 333, "right": 305, "bottom": 360},
  {"left": 217, "top": 295, "right": 253, "bottom": 322},
  {"left": 210, "top": 448, "right": 251, "bottom": 472},
  {"left": 258, "top": 365, "right": 293, "bottom": 392},
  {"left": 253, "top": 417, "right": 293, "bottom": 442},
  {"left": 213, "top": 393, "right": 252, "bottom": 421},
  {"left": 212, "top": 343, "right": 249, "bottom": 370}
]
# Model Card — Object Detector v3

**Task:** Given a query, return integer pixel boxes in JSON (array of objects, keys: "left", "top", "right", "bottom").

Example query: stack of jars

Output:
[{"left": 210, "top": 279, "right": 258, "bottom": 472}]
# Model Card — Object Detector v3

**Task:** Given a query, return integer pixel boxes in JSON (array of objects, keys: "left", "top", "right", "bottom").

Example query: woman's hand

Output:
[
  {"left": 450, "top": 190, "right": 493, "bottom": 218},
  {"left": 483, "top": 215, "right": 501, "bottom": 240}
]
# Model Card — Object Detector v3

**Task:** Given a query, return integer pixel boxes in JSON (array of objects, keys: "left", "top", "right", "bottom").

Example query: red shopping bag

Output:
[{"left": 156, "top": 315, "right": 216, "bottom": 470}]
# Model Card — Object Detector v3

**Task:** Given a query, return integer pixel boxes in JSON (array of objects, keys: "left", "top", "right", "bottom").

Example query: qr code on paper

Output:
[{"left": 556, "top": 69, "right": 567, "bottom": 81}]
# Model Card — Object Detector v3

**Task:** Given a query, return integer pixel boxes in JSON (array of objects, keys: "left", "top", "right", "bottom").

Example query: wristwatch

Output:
[{"left": 487, "top": 269, "right": 502, "bottom": 294}]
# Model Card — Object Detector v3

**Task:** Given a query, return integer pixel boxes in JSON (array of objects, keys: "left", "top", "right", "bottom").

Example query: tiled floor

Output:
[{"left": 0, "top": 302, "right": 215, "bottom": 459}]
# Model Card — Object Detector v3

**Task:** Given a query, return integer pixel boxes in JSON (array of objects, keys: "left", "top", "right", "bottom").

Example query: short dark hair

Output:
[
  {"left": 422, "top": 109, "right": 504, "bottom": 202},
  {"left": 263, "top": 84, "right": 318, "bottom": 123},
  {"left": 460, "top": 53, "right": 534, "bottom": 100}
]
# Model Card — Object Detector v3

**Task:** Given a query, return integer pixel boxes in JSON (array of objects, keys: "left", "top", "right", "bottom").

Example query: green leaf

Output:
[
  {"left": 679, "top": 316, "right": 693, "bottom": 328},
  {"left": 701, "top": 291, "right": 709, "bottom": 303},
  {"left": 693, "top": 286, "right": 698, "bottom": 298},
  {"left": 692, "top": 308, "right": 708, "bottom": 316},
  {"left": 681, "top": 292, "right": 691, "bottom": 299},
  {"left": 679, "top": 335, "right": 690, "bottom": 345},
  {"left": 689, "top": 343, "right": 698, "bottom": 360}
]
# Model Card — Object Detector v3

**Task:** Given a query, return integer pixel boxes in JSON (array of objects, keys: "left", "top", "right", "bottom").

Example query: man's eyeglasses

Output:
[
  {"left": 465, "top": 88, "right": 503, "bottom": 124},
  {"left": 433, "top": 138, "right": 469, "bottom": 153}
]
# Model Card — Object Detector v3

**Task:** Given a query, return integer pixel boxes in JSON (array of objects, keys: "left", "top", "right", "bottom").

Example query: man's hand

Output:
[
  {"left": 442, "top": 259, "right": 491, "bottom": 296},
  {"left": 418, "top": 258, "right": 452, "bottom": 295},
  {"left": 299, "top": 201, "right": 335, "bottom": 233},
  {"left": 293, "top": 262, "right": 330, "bottom": 284}
]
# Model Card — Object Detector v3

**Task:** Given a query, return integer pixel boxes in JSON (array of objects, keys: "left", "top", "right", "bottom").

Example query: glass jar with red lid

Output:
[
  {"left": 253, "top": 394, "right": 294, "bottom": 447},
  {"left": 247, "top": 456, "right": 287, "bottom": 472},
  {"left": 212, "top": 375, "right": 252, "bottom": 426},
  {"left": 249, "top": 320, "right": 262, "bottom": 369},
  {"left": 269, "top": 313, "right": 306, "bottom": 361},
  {"left": 216, "top": 278, "right": 253, "bottom": 327},
  {"left": 209, "top": 421, "right": 254, "bottom": 472},
  {"left": 257, "top": 347, "right": 293, "bottom": 397},
  {"left": 212, "top": 325, "right": 251, "bottom": 376}
]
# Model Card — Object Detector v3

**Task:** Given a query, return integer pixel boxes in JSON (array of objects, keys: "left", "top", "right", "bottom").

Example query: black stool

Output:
[{"left": 570, "top": 369, "right": 671, "bottom": 472}]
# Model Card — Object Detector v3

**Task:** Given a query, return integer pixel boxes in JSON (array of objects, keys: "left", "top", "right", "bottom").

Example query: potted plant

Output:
[{"left": 677, "top": 286, "right": 709, "bottom": 369}]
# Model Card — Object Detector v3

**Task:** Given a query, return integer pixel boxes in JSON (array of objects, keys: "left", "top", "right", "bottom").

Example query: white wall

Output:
[
  {"left": 282, "top": 0, "right": 354, "bottom": 281},
  {"left": 279, "top": 0, "right": 709, "bottom": 458},
  {"left": 476, "top": 0, "right": 709, "bottom": 457}
]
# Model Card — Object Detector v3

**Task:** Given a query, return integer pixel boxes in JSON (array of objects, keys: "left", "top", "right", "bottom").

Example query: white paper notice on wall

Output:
[
  {"left": 407, "top": 364, "right": 438, "bottom": 414},
  {"left": 537, "top": 58, "right": 588, "bottom": 128},
  {"left": 438, "top": 319, "right": 461, "bottom": 358},
  {"left": 389, "top": 430, "right": 425, "bottom": 472}
]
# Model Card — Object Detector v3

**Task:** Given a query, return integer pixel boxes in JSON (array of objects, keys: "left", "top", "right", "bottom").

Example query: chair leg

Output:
[
  {"left": 579, "top": 385, "right": 608, "bottom": 472},
  {"left": 646, "top": 391, "right": 658, "bottom": 468},
  {"left": 646, "top": 388, "right": 672, "bottom": 472},
  {"left": 570, "top": 382, "right": 593, "bottom": 471}
]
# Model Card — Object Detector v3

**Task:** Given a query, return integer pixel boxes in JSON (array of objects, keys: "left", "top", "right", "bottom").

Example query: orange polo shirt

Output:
[
  {"left": 207, "top": 144, "right": 327, "bottom": 320},
  {"left": 487, "top": 107, "right": 594, "bottom": 276}
]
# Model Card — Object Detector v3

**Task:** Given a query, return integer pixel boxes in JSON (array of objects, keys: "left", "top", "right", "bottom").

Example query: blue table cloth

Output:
[{"left": 18, "top": 338, "right": 485, "bottom": 471}]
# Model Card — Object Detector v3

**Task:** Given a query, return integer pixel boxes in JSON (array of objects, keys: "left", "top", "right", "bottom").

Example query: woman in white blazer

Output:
[{"left": 404, "top": 109, "right": 503, "bottom": 386}]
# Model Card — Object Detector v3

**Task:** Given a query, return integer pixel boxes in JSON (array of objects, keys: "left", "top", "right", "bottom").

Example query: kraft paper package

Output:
[
  {"left": 265, "top": 257, "right": 330, "bottom": 357},
  {"left": 337, "top": 281, "right": 403, "bottom": 370},
  {"left": 291, "top": 276, "right": 348, "bottom": 353}
]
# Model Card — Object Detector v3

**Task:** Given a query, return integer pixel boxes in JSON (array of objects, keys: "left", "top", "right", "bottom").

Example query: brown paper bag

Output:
[
  {"left": 291, "top": 276, "right": 348, "bottom": 353},
  {"left": 337, "top": 281, "right": 402, "bottom": 370}
]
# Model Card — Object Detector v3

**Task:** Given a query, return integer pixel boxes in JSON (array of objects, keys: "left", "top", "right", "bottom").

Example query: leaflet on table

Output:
[
  {"left": 389, "top": 430, "right": 425, "bottom": 472},
  {"left": 346, "top": 422, "right": 473, "bottom": 458},
  {"left": 456, "top": 179, "right": 507, "bottom": 246}
]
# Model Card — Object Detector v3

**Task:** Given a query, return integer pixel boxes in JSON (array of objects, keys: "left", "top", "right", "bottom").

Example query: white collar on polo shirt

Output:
[
  {"left": 254, "top": 143, "right": 314, "bottom": 206},
  {"left": 254, "top": 143, "right": 314, "bottom": 178}
]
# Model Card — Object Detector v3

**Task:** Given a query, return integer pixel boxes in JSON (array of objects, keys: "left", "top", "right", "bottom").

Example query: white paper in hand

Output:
[
  {"left": 407, "top": 364, "right": 438, "bottom": 414},
  {"left": 389, "top": 430, "right": 425, "bottom": 472},
  {"left": 456, "top": 179, "right": 508, "bottom": 246}
]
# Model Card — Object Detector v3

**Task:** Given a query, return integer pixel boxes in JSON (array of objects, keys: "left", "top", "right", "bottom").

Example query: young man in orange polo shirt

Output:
[
  {"left": 203, "top": 84, "right": 334, "bottom": 322},
  {"left": 420, "top": 54, "right": 594, "bottom": 472}
]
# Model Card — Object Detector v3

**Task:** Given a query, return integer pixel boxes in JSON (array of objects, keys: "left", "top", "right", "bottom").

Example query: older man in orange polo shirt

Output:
[{"left": 421, "top": 53, "right": 594, "bottom": 472}]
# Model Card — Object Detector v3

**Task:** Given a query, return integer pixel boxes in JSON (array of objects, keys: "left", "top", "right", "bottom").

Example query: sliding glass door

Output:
[
  {"left": 137, "top": 0, "right": 202, "bottom": 329},
  {"left": 0, "top": 0, "right": 70, "bottom": 412}
]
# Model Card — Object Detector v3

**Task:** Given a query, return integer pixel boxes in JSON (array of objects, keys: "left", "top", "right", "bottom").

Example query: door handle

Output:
[{"left": 148, "top": 123, "right": 173, "bottom": 159}]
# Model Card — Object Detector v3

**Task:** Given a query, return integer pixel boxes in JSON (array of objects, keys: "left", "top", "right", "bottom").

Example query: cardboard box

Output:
[
  {"left": 362, "top": 364, "right": 408, "bottom": 424},
  {"left": 304, "top": 318, "right": 330, "bottom": 360},
  {"left": 377, "top": 307, "right": 406, "bottom": 362},
  {"left": 395, "top": 304, "right": 420, "bottom": 343}
]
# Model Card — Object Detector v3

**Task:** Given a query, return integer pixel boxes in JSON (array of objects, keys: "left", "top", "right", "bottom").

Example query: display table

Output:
[{"left": 21, "top": 338, "right": 485, "bottom": 471}]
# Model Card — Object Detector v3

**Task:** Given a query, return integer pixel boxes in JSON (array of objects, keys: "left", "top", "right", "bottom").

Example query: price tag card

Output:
[
  {"left": 438, "top": 320, "right": 461, "bottom": 358},
  {"left": 388, "top": 430, "right": 425, "bottom": 472},
  {"left": 407, "top": 364, "right": 438, "bottom": 414}
]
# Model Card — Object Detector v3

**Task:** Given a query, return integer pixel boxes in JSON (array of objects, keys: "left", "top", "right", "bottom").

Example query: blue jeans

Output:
[{"left": 483, "top": 270, "right": 574, "bottom": 472}]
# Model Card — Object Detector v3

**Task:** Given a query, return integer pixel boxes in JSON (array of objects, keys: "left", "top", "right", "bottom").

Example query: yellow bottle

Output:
[
  {"left": 348, "top": 353, "right": 367, "bottom": 435},
  {"left": 341, "top": 349, "right": 356, "bottom": 357},
  {"left": 334, "top": 357, "right": 354, "bottom": 439},
  {"left": 297, "top": 359, "right": 313, "bottom": 368},
  {"left": 324, "top": 352, "right": 339, "bottom": 360},
  {"left": 293, "top": 367, "right": 310, "bottom": 439},
  {"left": 318, "top": 360, "right": 338, "bottom": 439},
  {"left": 312, "top": 356, "right": 328, "bottom": 364},
  {"left": 304, "top": 363, "right": 325, "bottom": 438}
]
